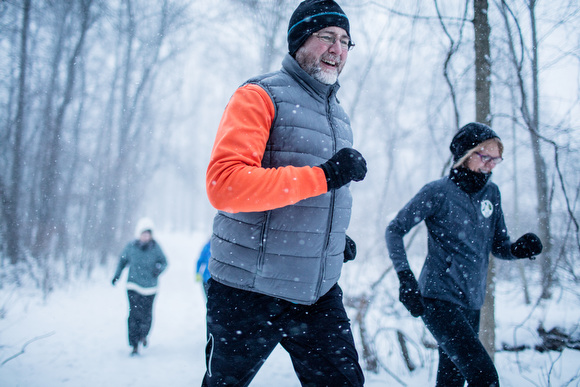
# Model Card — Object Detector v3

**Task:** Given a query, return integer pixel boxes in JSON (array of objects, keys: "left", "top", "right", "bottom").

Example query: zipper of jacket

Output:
[
  {"left": 468, "top": 192, "right": 488, "bottom": 254},
  {"left": 315, "top": 91, "right": 337, "bottom": 298},
  {"left": 256, "top": 211, "right": 271, "bottom": 279}
]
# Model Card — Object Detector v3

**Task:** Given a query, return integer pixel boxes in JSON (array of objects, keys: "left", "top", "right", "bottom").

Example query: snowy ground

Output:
[{"left": 1, "top": 232, "right": 579, "bottom": 386}]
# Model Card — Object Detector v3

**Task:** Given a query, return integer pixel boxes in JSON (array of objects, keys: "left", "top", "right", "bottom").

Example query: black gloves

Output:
[
  {"left": 511, "top": 233, "right": 543, "bottom": 259},
  {"left": 343, "top": 235, "right": 356, "bottom": 263},
  {"left": 319, "top": 148, "right": 367, "bottom": 190},
  {"left": 152, "top": 263, "right": 163, "bottom": 277},
  {"left": 397, "top": 269, "right": 425, "bottom": 317},
  {"left": 111, "top": 277, "right": 118, "bottom": 286}
]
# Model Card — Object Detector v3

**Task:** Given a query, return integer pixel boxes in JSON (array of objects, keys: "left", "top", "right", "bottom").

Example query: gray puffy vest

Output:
[{"left": 209, "top": 55, "right": 354, "bottom": 305}]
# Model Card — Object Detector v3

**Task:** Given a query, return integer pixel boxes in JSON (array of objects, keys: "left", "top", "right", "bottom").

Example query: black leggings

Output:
[
  {"left": 202, "top": 279, "right": 364, "bottom": 387},
  {"left": 127, "top": 290, "right": 155, "bottom": 347},
  {"left": 422, "top": 298, "right": 499, "bottom": 387}
]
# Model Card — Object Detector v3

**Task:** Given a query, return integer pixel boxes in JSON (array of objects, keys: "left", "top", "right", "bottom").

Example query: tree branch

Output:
[{"left": 1, "top": 331, "right": 56, "bottom": 366}]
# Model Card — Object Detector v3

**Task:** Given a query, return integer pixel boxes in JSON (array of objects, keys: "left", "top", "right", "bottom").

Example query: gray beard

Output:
[
  {"left": 312, "top": 68, "right": 338, "bottom": 84},
  {"left": 295, "top": 47, "right": 340, "bottom": 85}
]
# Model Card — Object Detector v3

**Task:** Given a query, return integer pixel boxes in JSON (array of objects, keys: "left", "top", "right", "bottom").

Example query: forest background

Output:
[{"left": 1, "top": 0, "right": 579, "bottom": 383}]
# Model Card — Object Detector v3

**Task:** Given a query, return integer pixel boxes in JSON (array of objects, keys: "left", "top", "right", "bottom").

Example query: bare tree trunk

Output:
[
  {"left": 474, "top": 0, "right": 496, "bottom": 361},
  {"left": 512, "top": 105, "right": 532, "bottom": 304},
  {"left": 480, "top": 263, "right": 496, "bottom": 359},
  {"left": 528, "top": 0, "right": 553, "bottom": 299},
  {"left": 228, "top": 0, "right": 292, "bottom": 73},
  {"left": 499, "top": 0, "right": 554, "bottom": 299},
  {"left": 97, "top": 0, "right": 177, "bottom": 262},
  {"left": 4, "top": 0, "right": 31, "bottom": 265},
  {"left": 434, "top": 0, "right": 469, "bottom": 131},
  {"left": 33, "top": 0, "right": 93, "bottom": 259},
  {"left": 0, "top": 0, "right": 194, "bottom": 277},
  {"left": 258, "top": 0, "right": 287, "bottom": 72},
  {"left": 474, "top": 1, "right": 491, "bottom": 124}
]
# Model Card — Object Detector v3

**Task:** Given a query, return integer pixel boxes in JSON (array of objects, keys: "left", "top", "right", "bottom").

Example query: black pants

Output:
[
  {"left": 422, "top": 298, "right": 499, "bottom": 387},
  {"left": 127, "top": 290, "right": 155, "bottom": 347},
  {"left": 202, "top": 279, "right": 364, "bottom": 387}
]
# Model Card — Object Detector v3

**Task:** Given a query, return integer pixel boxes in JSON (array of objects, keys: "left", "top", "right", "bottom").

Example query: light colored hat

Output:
[{"left": 134, "top": 217, "right": 155, "bottom": 238}]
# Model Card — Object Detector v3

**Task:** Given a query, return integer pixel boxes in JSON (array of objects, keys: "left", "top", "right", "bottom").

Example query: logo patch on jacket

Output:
[{"left": 481, "top": 200, "right": 493, "bottom": 218}]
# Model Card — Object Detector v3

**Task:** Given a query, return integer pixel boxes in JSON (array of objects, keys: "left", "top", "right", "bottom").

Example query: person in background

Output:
[
  {"left": 203, "top": 1, "right": 366, "bottom": 385},
  {"left": 112, "top": 217, "right": 168, "bottom": 356},
  {"left": 386, "top": 122, "right": 543, "bottom": 386},
  {"left": 195, "top": 239, "right": 211, "bottom": 298}
]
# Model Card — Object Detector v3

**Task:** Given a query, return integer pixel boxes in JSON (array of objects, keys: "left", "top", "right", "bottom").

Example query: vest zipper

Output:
[
  {"left": 255, "top": 211, "right": 271, "bottom": 280},
  {"left": 315, "top": 92, "right": 337, "bottom": 298}
]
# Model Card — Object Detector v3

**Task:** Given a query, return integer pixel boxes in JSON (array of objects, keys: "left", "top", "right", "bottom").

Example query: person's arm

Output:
[
  {"left": 151, "top": 242, "right": 168, "bottom": 277},
  {"left": 195, "top": 255, "right": 203, "bottom": 273},
  {"left": 491, "top": 197, "right": 514, "bottom": 260},
  {"left": 385, "top": 184, "right": 439, "bottom": 273},
  {"left": 385, "top": 185, "right": 435, "bottom": 317},
  {"left": 112, "top": 245, "right": 130, "bottom": 284},
  {"left": 158, "top": 248, "right": 168, "bottom": 273},
  {"left": 206, "top": 83, "right": 328, "bottom": 213},
  {"left": 386, "top": 183, "right": 440, "bottom": 318},
  {"left": 196, "top": 243, "right": 210, "bottom": 273},
  {"left": 492, "top": 192, "right": 543, "bottom": 260}
]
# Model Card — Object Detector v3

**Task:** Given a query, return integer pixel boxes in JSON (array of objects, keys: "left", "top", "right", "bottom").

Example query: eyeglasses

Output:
[
  {"left": 312, "top": 32, "right": 355, "bottom": 51},
  {"left": 475, "top": 152, "right": 503, "bottom": 165}
]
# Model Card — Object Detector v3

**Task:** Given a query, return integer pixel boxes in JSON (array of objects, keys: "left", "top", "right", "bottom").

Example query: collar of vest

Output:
[{"left": 282, "top": 54, "right": 340, "bottom": 100}]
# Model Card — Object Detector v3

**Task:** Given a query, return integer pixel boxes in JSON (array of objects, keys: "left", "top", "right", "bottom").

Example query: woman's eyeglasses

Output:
[{"left": 475, "top": 152, "right": 503, "bottom": 165}]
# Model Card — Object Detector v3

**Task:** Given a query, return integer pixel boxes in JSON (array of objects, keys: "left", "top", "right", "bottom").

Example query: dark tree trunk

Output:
[
  {"left": 474, "top": 0, "right": 496, "bottom": 361},
  {"left": 4, "top": 0, "right": 31, "bottom": 265}
]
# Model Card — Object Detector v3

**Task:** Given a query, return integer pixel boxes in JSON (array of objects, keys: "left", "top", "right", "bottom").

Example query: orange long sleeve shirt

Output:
[{"left": 206, "top": 83, "right": 329, "bottom": 213}]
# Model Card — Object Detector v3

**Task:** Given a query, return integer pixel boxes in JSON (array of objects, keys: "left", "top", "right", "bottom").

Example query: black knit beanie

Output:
[
  {"left": 288, "top": 0, "right": 350, "bottom": 56},
  {"left": 450, "top": 122, "right": 500, "bottom": 163}
]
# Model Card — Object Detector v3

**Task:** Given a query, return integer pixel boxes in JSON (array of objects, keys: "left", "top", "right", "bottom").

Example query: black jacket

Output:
[{"left": 386, "top": 176, "right": 516, "bottom": 309}]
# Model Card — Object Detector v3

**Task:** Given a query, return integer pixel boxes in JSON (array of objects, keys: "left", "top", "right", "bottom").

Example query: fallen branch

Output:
[
  {"left": 536, "top": 325, "right": 580, "bottom": 352},
  {"left": 500, "top": 343, "right": 529, "bottom": 352},
  {"left": 1, "top": 331, "right": 56, "bottom": 366},
  {"left": 397, "top": 330, "right": 416, "bottom": 371}
]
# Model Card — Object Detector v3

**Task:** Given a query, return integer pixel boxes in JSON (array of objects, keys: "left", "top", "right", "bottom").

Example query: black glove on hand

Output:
[
  {"left": 152, "top": 263, "right": 163, "bottom": 277},
  {"left": 319, "top": 148, "right": 367, "bottom": 190},
  {"left": 511, "top": 233, "right": 543, "bottom": 259},
  {"left": 397, "top": 269, "right": 425, "bottom": 317},
  {"left": 343, "top": 235, "right": 356, "bottom": 263}
]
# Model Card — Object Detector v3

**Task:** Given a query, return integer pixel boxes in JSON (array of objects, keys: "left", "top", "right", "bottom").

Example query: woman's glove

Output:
[
  {"left": 397, "top": 269, "right": 425, "bottom": 317},
  {"left": 511, "top": 233, "right": 543, "bottom": 259}
]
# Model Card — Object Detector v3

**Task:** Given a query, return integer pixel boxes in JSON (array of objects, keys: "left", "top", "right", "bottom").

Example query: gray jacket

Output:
[
  {"left": 209, "top": 54, "right": 354, "bottom": 305},
  {"left": 113, "top": 240, "right": 167, "bottom": 290},
  {"left": 386, "top": 176, "right": 515, "bottom": 309}
]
